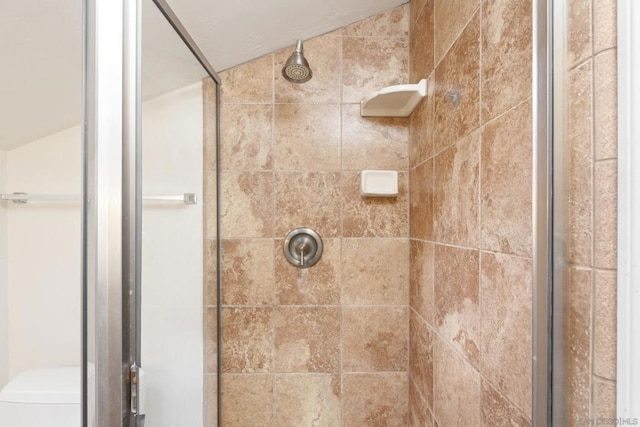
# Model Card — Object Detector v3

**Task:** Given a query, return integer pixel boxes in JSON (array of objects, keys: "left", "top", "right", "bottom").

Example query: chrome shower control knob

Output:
[{"left": 283, "top": 227, "right": 323, "bottom": 268}]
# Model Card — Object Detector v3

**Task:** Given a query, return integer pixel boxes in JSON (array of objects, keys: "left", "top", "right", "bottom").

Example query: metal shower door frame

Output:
[
  {"left": 83, "top": 0, "right": 220, "bottom": 425},
  {"left": 83, "top": 0, "right": 126, "bottom": 425},
  {"left": 532, "top": 0, "right": 553, "bottom": 423}
]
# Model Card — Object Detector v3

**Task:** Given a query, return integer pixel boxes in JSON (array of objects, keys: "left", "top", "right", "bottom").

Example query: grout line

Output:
[
  {"left": 593, "top": 158, "right": 617, "bottom": 165},
  {"left": 223, "top": 370, "right": 410, "bottom": 376},
  {"left": 569, "top": 55, "right": 596, "bottom": 73},
  {"left": 218, "top": 236, "right": 409, "bottom": 242},
  {"left": 409, "top": 371, "right": 430, "bottom": 412},
  {"left": 338, "top": 27, "right": 345, "bottom": 422},
  {"left": 591, "top": 374, "right": 617, "bottom": 384},
  {"left": 215, "top": 304, "right": 412, "bottom": 309},
  {"left": 432, "top": 4, "right": 482, "bottom": 71},
  {"left": 270, "top": 53, "right": 277, "bottom": 427},
  {"left": 588, "top": 0, "right": 596, "bottom": 418},
  {"left": 476, "top": 4, "right": 485, "bottom": 421},
  {"left": 406, "top": 239, "right": 411, "bottom": 401},
  {"left": 566, "top": 261, "right": 611, "bottom": 272},
  {"left": 480, "top": 95, "right": 532, "bottom": 129},
  {"left": 478, "top": 371, "right": 532, "bottom": 422},
  {"left": 592, "top": 46, "right": 617, "bottom": 60},
  {"left": 411, "top": 0, "right": 429, "bottom": 28}
]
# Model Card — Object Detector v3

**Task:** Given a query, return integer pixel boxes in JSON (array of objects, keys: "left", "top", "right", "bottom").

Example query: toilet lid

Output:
[{"left": 0, "top": 366, "right": 92, "bottom": 404}]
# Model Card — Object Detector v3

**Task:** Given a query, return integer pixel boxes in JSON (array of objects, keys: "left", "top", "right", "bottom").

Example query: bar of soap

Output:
[{"left": 360, "top": 170, "right": 398, "bottom": 197}]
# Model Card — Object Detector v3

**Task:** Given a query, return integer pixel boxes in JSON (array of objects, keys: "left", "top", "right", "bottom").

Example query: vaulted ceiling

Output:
[{"left": 0, "top": 0, "right": 406, "bottom": 150}]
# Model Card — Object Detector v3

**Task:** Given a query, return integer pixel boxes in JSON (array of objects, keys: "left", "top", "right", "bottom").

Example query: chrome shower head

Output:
[{"left": 282, "top": 39, "right": 313, "bottom": 84}]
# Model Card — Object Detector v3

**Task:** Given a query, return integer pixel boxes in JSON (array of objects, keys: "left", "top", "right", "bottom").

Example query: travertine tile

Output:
[
  {"left": 410, "top": 0, "right": 434, "bottom": 83},
  {"left": 274, "top": 35, "right": 341, "bottom": 104},
  {"left": 221, "top": 171, "right": 274, "bottom": 238},
  {"left": 275, "top": 171, "right": 342, "bottom": 237},
  {"left": 593, "top": 379, "right": 617, "bottom": 420},
  {"left": 205, "top": 239, "right": 217, "bottom": 306},
  {"left": 343, "top": 37, "right": 409, "bottom": 103},
  {"left": 434, "top": 244, "right": 480, "bottom": 367},
  {"left": 343, "top": 306, "right": 409, "bottom": 372},
  {"left": 410, "top": 310, "right": 433, "bottom": 407},
  {"left": 274, "top": 104, "right": 341, "bottom": 170},
  {"left": 205, "top": 171, "right": 218, "bottom": 239},
  {"left": 594, "top": 161, "right": 617, "bottom": 269},
  {"left": 220, "top": 55, "right": 274, "bottom": 104},
  {"left": 343, "top": 373, "right": 409, "bottom": 426},
  {"left": 203, "top": 76, "right": 217, "bottom": 105},
  {"left": 480, "top": 100, "right": 532, "bottom": 257},
  {"left": 481, "top": 380, "right": 531, "bottom": 427},
  {"left": 205, "top": 307, "right": 217, "bottom": 374},
  {"left": 567, "top": 267, "right": 592, "bottom": 422},
  {"left": 481, "top": 0, "right": 532, "bottom": 122},
  {"left": 594, "top": 269, "right": 616, "bottom": 380},
  {"left": 410, "top": 80, "right": 434, "bottom": 168},
  {"left": 204, "top": 374, "right": 217, "bottom": 426},
  {"left": 434, "top": 0, "right": 480, "bottom": 64},
  {"left": 275, "top": 238, "right": 340, "bottom": 305},
  {"left": 594, "top": 0, "right": 617, "bottom": 54},
  {"left": 410, "top": 378, "right": 433, "bottom": 426},
  {"left": 409, "top": 159, "right": 434, "bottom": 240},
  {"left": 221, "top": 239, "right": 274, "bottom": 305},
  {"left": 274, "top": 307, "right": 340, "bottom": 372},
  {"left": 221, "top": 374, "right": 273, "bottom": 426},
  {"left": 433, "top": 12, "right": 480, "bottom": 152},
  {"left": 342, "top": 238, "right": 409, "bottom": 305},
  {"left": 594, "top": 50, "right": 618, "bottom": 160},
  {"left": 344, "top": 5, "right": 409, "bottom": 37},
  {"left": 221, "top": 307, "right": 274, "bottom": 373},
  {"left": 342, "top": 171, "right": 409, "bottom": 238},
  {"left": 434, "top": 129, "right": 480, "bottom": 248},
  {"left": 433, "top": 337, "right": 481, "bottom": 426},
  {"left": 274, "top": 374, "right": 341, "bottom": 426},
  {"left": 568, "top": 0, "right": 592, "bottom": 67},
  {"left": 567, "top": 62, "right": 593, "bottom": 265},
  {"left": 480, "top": 251, "right": 532, "bottom": 415},
  {"left": 411, "top": 0, "right": 429, "bottom": 26},
  {"left": 410, "top": 239, "right": 434, "bottom": 323},
  {"left": 203, "top": 78, "right": 217, "bottom": 172},
  {"left": 221, "top": 104, "right": 273, "bottom": 171},
  {"left": 342, "top": 104, "right": 409, "bottom": 171}
]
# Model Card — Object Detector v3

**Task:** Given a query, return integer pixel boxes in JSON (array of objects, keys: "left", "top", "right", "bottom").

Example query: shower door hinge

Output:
[{"left": 130, "top": 364, "right": 140, "bottom": 415}]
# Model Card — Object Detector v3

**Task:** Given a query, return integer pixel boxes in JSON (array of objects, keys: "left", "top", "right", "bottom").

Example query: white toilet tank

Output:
[{"left": 0, "top": 365, "right": 95, "bottom": 427}]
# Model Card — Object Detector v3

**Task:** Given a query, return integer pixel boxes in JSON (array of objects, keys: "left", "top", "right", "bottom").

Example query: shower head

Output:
[{"left": 282, "top": 39, "right": 313, "bottom": 84}]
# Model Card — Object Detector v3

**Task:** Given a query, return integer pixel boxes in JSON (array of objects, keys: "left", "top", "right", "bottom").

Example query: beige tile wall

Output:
[
  {"left": 203, "top": 0, "right": 618, "bottom": 424},
  {"left": 408, "top": 0, "right": 533, "bottom": 425},
  {"left": 204, "top": 6, "right": 412, "bottom": 426},
  {"left": 566, "top": 0, "right": 618, "bottom": 424}
]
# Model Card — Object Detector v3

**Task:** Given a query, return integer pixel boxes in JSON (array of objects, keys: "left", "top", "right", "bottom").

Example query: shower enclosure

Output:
[
  {"left": 2, "top": 0, "right": 636, "bottom": 425},
  {"left": 0, "top": 0, "right": 220, "bottom": 424}
]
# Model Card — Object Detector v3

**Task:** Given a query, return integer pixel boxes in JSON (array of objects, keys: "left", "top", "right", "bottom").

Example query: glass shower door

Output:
[
  {"left": 534, "top": 0, "right": 621, "bottom": 425},
  {"left": 137, "top": 1, "right": 217, "bottom": 424},
  {"left": 83, "top": 0, "right": 220, "bottom": 424}
]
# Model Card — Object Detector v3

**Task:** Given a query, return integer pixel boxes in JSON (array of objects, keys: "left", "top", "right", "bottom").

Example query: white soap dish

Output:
[
  {"left": 360, "top": 170, "right": 398, "bottom": 197},
  {"left": 360, "top": 79, "right": 427, "bottom": 117}
]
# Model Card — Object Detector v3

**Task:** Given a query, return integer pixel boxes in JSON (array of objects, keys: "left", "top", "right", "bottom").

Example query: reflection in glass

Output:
[
  {"left": 0, "top": 0, "right": 85, "bottom": 425},
  {"left": 137, "top": 1, "right": 213, "bottom": 425}
]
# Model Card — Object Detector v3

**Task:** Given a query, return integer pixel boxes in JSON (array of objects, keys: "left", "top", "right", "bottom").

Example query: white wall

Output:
[
  {"left": 140, "top": 82, "right": 203, "bottom": 427},
  {"left": 0, "top": 150, "right": 8, "bottom": 388},
  {"left": 6, "top": 127, "right": 82, "bottom": 377},
  {"left": 2, "top": 82, "right": 204, "bottom": 426}
]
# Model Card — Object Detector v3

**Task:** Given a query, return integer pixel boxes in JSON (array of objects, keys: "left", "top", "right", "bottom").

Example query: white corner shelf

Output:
[{"left": 360, "top": 78, "right": 427, "bottom": 117}]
